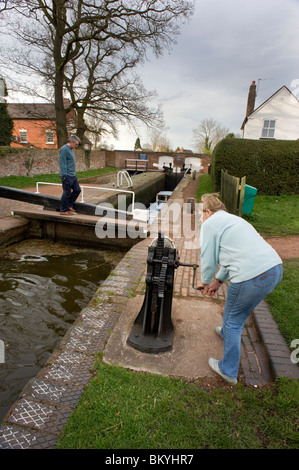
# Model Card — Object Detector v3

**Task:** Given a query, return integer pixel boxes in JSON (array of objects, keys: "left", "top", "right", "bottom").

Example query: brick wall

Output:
[
  {"left": 0, "top": 148, "right": 106, "bottom": 177},
  {"left": 199, "top": 154, "right": 212, "bottom": 173},
  {"left": 0, "top": 148, "right": 211, "bottom": 177}
]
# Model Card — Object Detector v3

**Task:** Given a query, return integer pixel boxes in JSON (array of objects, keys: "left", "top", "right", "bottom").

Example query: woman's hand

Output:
[
  {"left": 197, "top": 280, "right": 223, "bottom": 296},
  {"left": 197, "top": 283, "right": 210, "bottom": 294},
  {"left": 207, "top": 279, "right": 223, "bottom": 296}
]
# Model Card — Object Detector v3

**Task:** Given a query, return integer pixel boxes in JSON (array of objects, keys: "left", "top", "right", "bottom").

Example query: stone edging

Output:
[{"left": 252, "top": 301, "right": 299, "bottom": 380}]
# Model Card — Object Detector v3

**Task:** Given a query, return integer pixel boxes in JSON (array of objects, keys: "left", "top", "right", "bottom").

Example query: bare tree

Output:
[
  {"left": 193, "top": 118, "right": 230, "bottom": 154},
  {"left": 147, "top": 127, "right": 172, "bottom": 151},
  {"left": 0, "top": 0, "right": 194, "bottom": 146}
]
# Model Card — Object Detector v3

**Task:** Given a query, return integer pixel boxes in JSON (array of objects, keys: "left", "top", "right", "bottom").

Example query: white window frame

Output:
[
  {"left": 261, "top": 119, "right": 276, "bottom": 139},
  {"left": 19, "top": 129, "right": 28, "bottom": 143},
  {"left": 46, "top": 130, "right": 55, "bottom": 144}
]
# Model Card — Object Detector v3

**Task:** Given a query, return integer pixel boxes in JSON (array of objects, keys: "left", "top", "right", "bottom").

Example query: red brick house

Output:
[{"left": 7, "top": 100, "right": 78, "bottom": 149}]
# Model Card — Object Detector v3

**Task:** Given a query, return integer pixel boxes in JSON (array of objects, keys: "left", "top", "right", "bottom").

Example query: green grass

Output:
[
  {"left": 57, "top": 361, "right": 299, "bottom": 449},
  {"left": 243, "top": 194, "right": 299, "bottom": 237},
  {"left": 196, "top": 173, "right": 215, "bottom": 200},
  {"left": 0, "top": 167, "right": 118, "bottom": 189},
  {"left": 267, "top": 259, "right": 299, "bottom": 347}
]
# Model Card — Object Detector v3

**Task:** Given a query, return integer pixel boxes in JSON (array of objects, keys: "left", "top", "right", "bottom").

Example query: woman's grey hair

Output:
[
  {"left": 68, "top": 135, "right": 80, "bottom": 144},
  {"left": 201, "top": 193, "right": 227, "bottom": 212}
]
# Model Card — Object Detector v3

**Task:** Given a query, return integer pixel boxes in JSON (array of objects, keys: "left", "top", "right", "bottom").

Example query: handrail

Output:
[
  {"left": 35, "top": 181, "right": 136, "bottom": 215},
  {"left": 117, "top": 170, "right": 133, "bottom": 188}
]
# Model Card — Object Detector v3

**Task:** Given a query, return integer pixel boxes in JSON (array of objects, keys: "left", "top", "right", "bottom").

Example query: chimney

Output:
[{"left": 245, "top": 81, "right": 256, "bottom": 117}]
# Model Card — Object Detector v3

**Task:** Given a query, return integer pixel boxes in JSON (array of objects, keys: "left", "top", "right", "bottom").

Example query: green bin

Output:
[{"left": 242, "top": 185, "right": 257, "bottom": 214}]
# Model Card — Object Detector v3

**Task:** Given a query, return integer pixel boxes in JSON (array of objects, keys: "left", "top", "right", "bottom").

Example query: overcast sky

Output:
[
  {"left": 3, "top": 0, "right": 299, "bottom": 151},
  {"left": 108, "top": 0, "right": 299, "bottom": 151}
]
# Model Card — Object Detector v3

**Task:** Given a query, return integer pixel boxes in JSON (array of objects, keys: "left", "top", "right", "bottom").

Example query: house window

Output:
[
  {"left": 262, "top": 120, "right": 276, "bottom": 138},
  {"left": 19, "top": 130, "right": 28, "bottom": 143},
  {"left": 46, "top": 130, "right": 55, "bottom": 144}
]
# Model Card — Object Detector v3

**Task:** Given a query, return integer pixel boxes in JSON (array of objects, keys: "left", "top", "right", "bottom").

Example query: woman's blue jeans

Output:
[
  {"left": 218, "top": 264, "right": 283, "bottom": 379},
  {"left": 60, "top": 176, "right": 81, "bottom": 212}
]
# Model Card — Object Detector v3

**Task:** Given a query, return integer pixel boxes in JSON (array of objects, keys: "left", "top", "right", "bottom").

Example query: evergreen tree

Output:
[
  {"left": 134, "top": 137, "right": 141, "bottom": 150},
  {"left": 203, "top": 136, "right": 212, "bottom": 154}
]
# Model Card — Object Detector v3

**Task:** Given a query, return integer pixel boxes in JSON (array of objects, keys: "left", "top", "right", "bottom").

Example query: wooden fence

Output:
[{"left": 220, "top": 170, "right": 246, "bottom": 216}]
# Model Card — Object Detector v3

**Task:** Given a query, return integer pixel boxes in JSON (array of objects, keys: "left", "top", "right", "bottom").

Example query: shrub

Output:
[{"left": 212, "top": 138, "right": 299, "bottom": 195}]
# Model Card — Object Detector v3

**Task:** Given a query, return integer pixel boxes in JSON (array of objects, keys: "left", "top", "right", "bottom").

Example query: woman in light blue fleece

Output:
[{"left": 198, "top": 193, "right": 283, "bottom": 385}]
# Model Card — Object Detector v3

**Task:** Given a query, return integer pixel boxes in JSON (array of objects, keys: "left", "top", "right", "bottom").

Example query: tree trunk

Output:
[
  {"left": 54, "top": 71, "right": 68, "bottom": 148},
  {"left": 53, "top": 0, "right": 68, "bottom": 148},
  {"left": 76, "top": 107, "right": 87, "bottom": 144}
]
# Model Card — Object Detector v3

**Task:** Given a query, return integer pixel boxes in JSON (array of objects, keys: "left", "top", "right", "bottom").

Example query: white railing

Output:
[
  {"left": 117, "top": 170, "right": 133, "bottom": 188},
  {"left": 35, "top": 181, "right": 139, "bottom": 217}
]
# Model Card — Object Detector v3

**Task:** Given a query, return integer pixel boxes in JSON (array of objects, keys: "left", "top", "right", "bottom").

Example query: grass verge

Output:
[
  {"left": 266, "top": 258, "right": 299, "bottom": 347},
  {"left": 243, "top": 194, "right": 299, "bottom": 237},
  {"left": 196, "top": 173, "right": 215, "bottom": 200},
  {"left": 0, "top": 167, "right": 118, "bottom": 189},
  {"left": 57, "top": 360, "right": 299, "bottom": 449}
]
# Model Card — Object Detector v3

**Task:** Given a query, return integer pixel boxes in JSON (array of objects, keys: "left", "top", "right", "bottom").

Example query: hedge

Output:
[{"left": 211, "top": 138, "right": 299, "bottom": 195}]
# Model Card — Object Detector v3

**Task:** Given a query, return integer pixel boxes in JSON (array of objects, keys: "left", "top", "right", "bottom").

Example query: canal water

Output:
[{"left": 0, "top": 239, "right": 123, "bottom": 421}]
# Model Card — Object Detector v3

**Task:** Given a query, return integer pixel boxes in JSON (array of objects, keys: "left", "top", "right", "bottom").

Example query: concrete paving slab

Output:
[{"left": 103, "top": 295, "right": 224, "bottom": 381}]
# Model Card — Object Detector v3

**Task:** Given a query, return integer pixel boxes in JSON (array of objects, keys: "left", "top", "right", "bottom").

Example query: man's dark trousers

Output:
[{"left": 60, "top": 175, "right": 81, "bottom": 212}]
